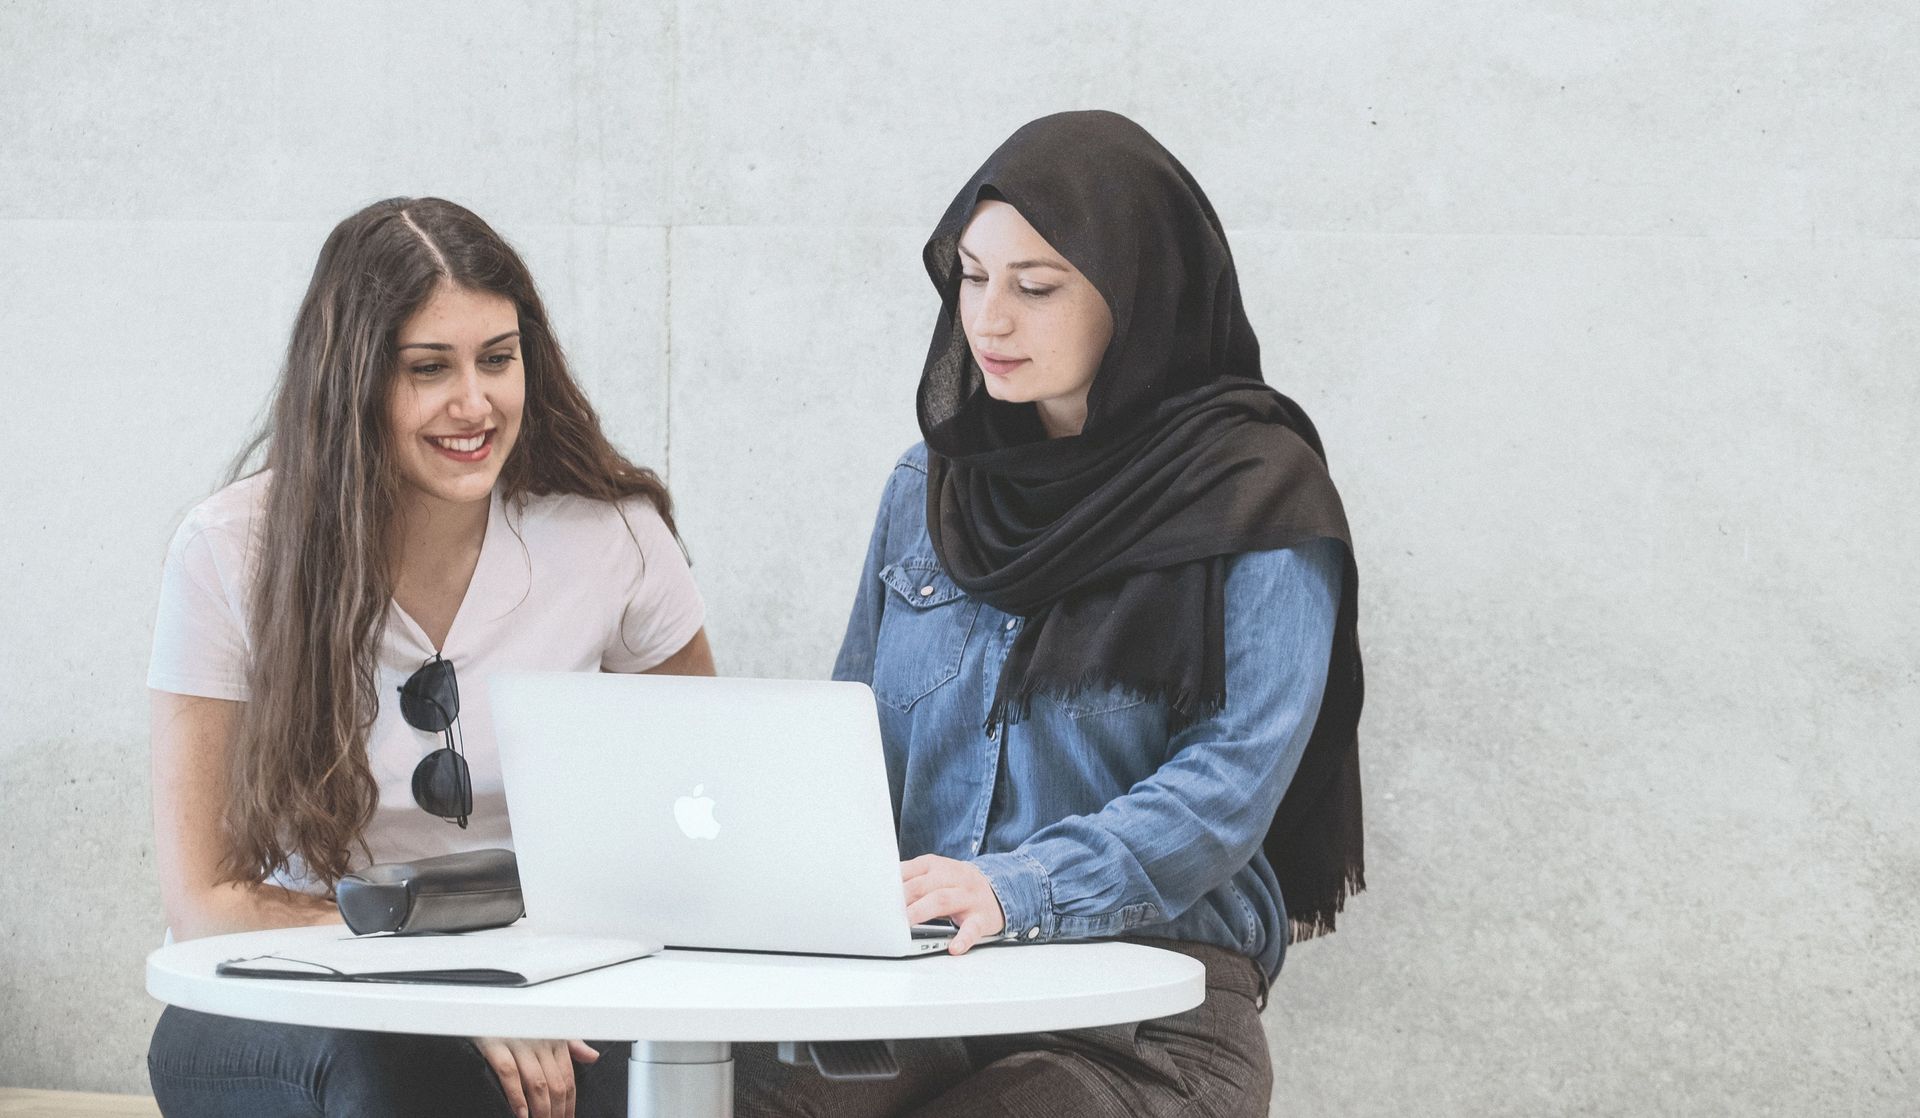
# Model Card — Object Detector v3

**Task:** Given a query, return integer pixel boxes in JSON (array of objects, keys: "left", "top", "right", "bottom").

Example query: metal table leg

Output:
[{"left": 628, "top": 1041, "right": 733, "bottom": 1118}]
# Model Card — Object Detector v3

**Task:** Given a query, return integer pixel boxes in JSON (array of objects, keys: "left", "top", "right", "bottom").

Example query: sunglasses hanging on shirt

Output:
[{"left": 397, "top": 653, "right": 472, "bottom": 829}]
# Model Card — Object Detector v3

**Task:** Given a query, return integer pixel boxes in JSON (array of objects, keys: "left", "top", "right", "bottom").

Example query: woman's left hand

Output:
[
  {"left": 471, "top": 1037, "right": 598, "bottom": 1118},
  {"left": 901, "top": 854, "right": 1006, "bottom": 954}
]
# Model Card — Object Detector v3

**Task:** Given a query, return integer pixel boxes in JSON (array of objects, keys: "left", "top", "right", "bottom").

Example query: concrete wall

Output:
[{"left": 3, "top": 2, "right": 1914, "bottom": 1112}]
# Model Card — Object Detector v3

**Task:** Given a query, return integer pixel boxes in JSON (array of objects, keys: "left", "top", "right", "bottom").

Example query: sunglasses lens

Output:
[
  {"left": 398, "top": 659, "right": 459, "bottom": 732},
  {"left": 411, "top": 748, "right": 472, "bottom": 820}
]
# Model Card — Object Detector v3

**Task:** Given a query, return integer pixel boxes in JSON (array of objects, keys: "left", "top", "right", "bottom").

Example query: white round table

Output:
[{"left": 148, "top": 926, "right": 1205, "bottom": 1117}]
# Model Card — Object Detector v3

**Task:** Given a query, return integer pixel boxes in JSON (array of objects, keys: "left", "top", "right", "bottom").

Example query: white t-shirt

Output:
[{"left": 148, "top": 472, "right": 705, "bottom": 893}]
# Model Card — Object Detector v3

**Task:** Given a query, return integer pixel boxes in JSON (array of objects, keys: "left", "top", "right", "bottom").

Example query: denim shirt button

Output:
[
  {"left": 1025, "top": 927, "right": 1040, "bottom": 940},
  {"left": 1004, "top": 618, "right": 1017, "bottom": 631},
  {"left": 919, "top": 585, "right": 935, "bottom": 597}
]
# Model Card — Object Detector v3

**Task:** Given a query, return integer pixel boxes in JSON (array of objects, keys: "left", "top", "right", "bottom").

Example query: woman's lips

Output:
[
  {"left": 425, "top": 429, "right": 494, "bottom": 463},
  {"left": 977, "top": 352, "right": 1029, "bottom": 377}
]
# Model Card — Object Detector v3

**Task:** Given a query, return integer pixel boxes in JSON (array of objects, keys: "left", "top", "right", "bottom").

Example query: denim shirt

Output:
[{"left": 834, "top": 444, "right": 1342, "bottom": 978}]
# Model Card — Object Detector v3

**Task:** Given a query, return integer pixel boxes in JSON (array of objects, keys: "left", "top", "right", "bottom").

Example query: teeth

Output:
[{"left": 431, "top": 433, "right": 486, "bottom": 453}]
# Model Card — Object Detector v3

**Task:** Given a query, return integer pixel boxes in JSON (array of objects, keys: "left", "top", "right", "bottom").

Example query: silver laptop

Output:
[{"left": 487, "top": 672, "right": 956, "bottom": 957}]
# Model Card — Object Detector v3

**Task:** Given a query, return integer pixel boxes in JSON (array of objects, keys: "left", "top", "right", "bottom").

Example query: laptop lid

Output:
[{"left": 488, "top": 672, "right": 944, "bottom": 957}]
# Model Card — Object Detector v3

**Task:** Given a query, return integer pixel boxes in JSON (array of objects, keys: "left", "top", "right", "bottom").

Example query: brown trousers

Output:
[{"left": 734, "top": 940, "right": 1273, "bottom": 1118}]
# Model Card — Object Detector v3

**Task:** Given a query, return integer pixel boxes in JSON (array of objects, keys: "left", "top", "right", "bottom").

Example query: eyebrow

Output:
[
  {"left": 397, "top": 330, "right": 521, "bottom": 352},
  {"left": 957, "top": 244, "right": 1070, "bottom": 272}
]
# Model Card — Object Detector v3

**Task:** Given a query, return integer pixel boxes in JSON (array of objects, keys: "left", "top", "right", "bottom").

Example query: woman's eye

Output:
[
  {"left": 1019, "top": 286, "right": 1056, "bottom": 298},
  {"left": 960, "top": 273, "right": 986, "bottom": 286},
  {"left": 483, "top": 353, "right": 518, "bottom": 368},
  {"left": 410, "top": 363, "right": 445, "bottom": 376}
]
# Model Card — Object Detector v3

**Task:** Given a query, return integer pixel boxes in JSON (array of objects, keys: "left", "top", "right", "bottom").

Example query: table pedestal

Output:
[{"left": 629, "top": 1041, "right": 733, "bottom": 1118}]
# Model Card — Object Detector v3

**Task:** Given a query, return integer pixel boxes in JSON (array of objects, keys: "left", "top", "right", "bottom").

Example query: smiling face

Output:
[
  {"left": 386, "top": 282, "right": 526, "bottom": 511},
  {"left": 956, "top": 200, "right": 1114, "bottom": 438}
]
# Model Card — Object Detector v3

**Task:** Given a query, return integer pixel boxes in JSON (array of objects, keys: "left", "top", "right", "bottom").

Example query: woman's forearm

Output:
[{"left": 166, "top": 880, "right": 343, "bottom": 941}]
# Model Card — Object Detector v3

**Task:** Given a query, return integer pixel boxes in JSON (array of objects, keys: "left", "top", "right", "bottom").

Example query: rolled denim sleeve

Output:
[
  {"left": 980, "top": 538, "right": 1344, "bottom": 941},
  {"left": 972, "top": 850, "right": 1054, "bottom": 942}
]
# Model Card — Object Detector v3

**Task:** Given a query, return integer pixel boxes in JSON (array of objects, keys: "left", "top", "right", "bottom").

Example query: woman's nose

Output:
[
  {"left": 446, "top": 366, "right": 489, "bottom": 420},
  {"left": 975, "top": 285, "right": 1016, "bottom": 337}
]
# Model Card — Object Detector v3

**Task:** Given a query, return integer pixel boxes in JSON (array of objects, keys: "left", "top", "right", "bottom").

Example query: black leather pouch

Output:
[{"left": 336, "top": 848, "right": 525, "bottom": 935}]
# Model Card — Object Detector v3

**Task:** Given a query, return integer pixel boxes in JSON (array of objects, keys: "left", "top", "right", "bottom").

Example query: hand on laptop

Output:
[{"left": 901, "top": 854, "right": 1006, "bottom": 954}]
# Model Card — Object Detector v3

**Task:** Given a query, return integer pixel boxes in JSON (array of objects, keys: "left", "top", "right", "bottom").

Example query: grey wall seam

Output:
[
  {"left": 665, "top": 224, "right": 675, "bottom": 483},
  {"left": 661, "top": 0, "right": 682, "bottom": 484}
]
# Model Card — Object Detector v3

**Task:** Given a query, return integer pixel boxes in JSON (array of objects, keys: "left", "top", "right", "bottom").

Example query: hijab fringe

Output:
[{"left": 1285, "top": 866, "right": 1368, "bottom": 944}]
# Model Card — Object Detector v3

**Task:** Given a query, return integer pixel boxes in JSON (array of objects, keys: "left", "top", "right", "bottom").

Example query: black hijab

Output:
[{"left": 917, "top": 110, "right": 1366, "bottom": 940}]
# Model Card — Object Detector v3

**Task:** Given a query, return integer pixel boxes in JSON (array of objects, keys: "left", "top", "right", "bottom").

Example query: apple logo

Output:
[{"left": 673, "top": 784, "right": 721, "bottom": 840}]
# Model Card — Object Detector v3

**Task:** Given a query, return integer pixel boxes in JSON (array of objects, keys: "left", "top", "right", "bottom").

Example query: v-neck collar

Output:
[{"left": 390, "top": 487, "right": 523, "bottom": 659}]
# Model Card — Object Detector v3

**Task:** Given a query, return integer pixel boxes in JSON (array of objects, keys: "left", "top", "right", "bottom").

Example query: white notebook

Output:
[{"left": 216, "top": 926, "right": 660, "bottom": 987}]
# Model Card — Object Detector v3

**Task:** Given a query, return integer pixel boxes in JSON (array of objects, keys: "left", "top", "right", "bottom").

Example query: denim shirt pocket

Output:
[
  {"left": 871, "top": 559, "right": 979, "bottom": 712},
  {"left": 1056, "top": 686, "right": 1151, "bottom": 719}
]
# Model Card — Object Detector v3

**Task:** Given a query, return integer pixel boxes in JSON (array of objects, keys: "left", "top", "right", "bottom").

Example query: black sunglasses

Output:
[{"left": 397, "top": 653, "right": 472, "bottom": 828}]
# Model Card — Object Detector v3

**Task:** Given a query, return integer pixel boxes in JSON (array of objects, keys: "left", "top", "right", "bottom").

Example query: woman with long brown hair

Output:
[{"left": 145, "top": 197, "right": 711, "bottom": 1118}]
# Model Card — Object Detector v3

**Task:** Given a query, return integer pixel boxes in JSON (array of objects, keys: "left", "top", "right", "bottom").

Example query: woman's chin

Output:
[
  {"left": 979, "top": 376, "right": 1032, "bottom": 405},
  {"left": 399, "top": 470, "right": 498, "bottom": 509}
]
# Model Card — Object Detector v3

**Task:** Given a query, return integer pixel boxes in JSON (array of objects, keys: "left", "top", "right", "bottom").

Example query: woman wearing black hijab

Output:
[{"left": 737, "top": 110, "right": 1364, "bottom": 1117}]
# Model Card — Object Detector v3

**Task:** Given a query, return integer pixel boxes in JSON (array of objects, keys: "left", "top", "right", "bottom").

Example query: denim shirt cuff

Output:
[{"left": 973, "top": 850, "right": 1052, "bottom": 943}]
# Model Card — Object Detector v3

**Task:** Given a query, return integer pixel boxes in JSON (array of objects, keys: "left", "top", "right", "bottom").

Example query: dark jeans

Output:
[
  {"left": 733, "top": 939, "right": 1273, "bottom": 1118},
  {"left": 146, "top": 1005, "right": 629, "bottom": 1117}
]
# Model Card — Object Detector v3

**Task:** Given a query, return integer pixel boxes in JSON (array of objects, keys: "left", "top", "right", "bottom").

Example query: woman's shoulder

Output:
[
  {"left": 880, "top": 442, "right": 931, "bottom": 506},
  {"left": 874, "top": 443, "right": 932, "bottom": 539},
  {"left": 508, "top": 489, "right": 677, "bottom": 560},
  {"left": 513, "top": 486, "right": 658, "bottom": 524},
  {"left": 892, "top": 441, "right": 930, "bottom": 475},
  {"left": 1224, "top": 537, "right": 1346, "bottom": 605},
  {"left": 841, "top": 444, "right": 937, "bottom": 575},
  {"left": 168, "top": 472, "right": 271, "bottom": 559}
]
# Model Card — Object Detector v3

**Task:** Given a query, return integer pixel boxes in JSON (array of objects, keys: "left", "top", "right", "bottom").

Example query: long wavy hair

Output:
[{"left": 220, "top": 197, "right": 675, "bottom": 889}]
